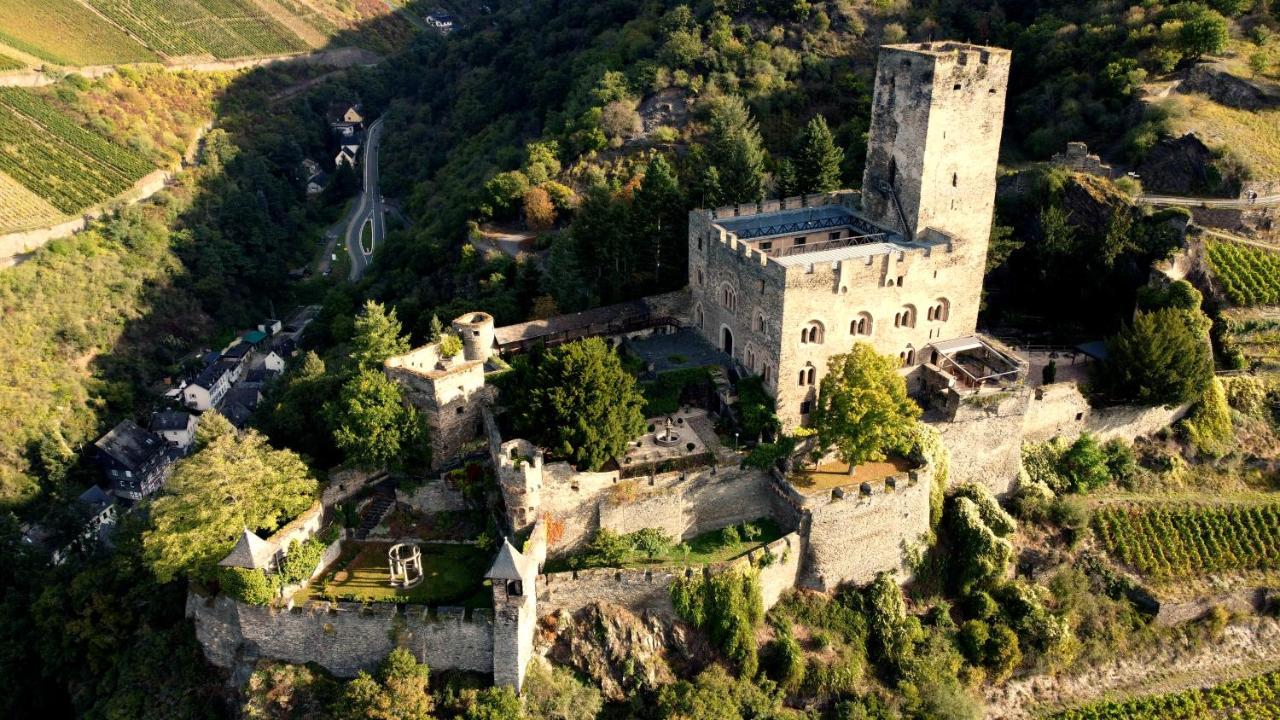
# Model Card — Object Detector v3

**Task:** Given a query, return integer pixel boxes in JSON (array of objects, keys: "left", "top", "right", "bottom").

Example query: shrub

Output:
[
  {"left": 1101, "top": 439, "right": 1138, "bottom": 487},
  {"left": 984, "top": 625, "right": 1022, "bottom": 683},
  {"left": 1180, "top": 378, "right": 1233, "bottom": 458},
  {"left": 957, "top": 619, "right": 989, "bottom": 663},
  {"left": 279, "top": 538, "right": 327, "bottom": 585},
  {"left": 438, "top": 332, "right": 463, "bottom": 358},
  {"left": 220, "top": 566, "right": 276, "bottom": 606},
  {"left": 669, "top": 568, "right": 764, "bottom": 675}
]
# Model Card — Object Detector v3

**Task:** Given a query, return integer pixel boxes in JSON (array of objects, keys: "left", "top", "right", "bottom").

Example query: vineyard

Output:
[
  {"left": 0, "top": 53, "right": 23, "bottom": 72},
  {"left": 86, "top": 0, "right": 310, "bottom": 59},
  {"left": 0, "top": 173, "right": 64, "bottom": 233},
  {"left": 1050, "top": 670, "right": 1280, "bottom": 719},
  {"left": 0, "top": 88, "right": 153, "bottom": 215},
  {"left": 1093, "top": 502, "right": 1280, "bottom": 581},
  {"left": 0, "top": 0, "right": 157, "bottom": 66},
  {"left": 1206, "top": 240, "right": 1280, "bottom": 307}
]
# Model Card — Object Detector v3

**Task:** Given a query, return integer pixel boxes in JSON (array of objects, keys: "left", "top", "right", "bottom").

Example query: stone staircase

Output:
[{"left": 354, "top": 484, "right": 396, "bottom": 540}]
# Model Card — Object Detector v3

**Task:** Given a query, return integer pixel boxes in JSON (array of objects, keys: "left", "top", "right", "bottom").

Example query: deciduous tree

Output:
[
  {"left": 813, "top": 343, "right": 921, "bottom": 473},
  {"left": 143, "top": 429, "right": 317, "bottom": 583},
  {"left": 328, "top": 370, "right": 430, "bottom": 471}
]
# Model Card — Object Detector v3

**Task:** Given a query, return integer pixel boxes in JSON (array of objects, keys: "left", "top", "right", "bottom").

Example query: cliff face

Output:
[
  {"left": 1136, "top": 133, "right": 1217, "bottom": 196},
  {"left": 540, "top": 602, "right": 713, "bottom": 701}
]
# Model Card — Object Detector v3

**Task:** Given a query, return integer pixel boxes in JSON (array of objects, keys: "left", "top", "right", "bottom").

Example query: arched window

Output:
[
  {"left": 754, "top": 312, "right": 766, "bottom": 333},
  {"left": 808, "top": 366, "right": 816, "bottom": 385},
  {"left": 745, "top": 347, "right": 756, "bottom": 371},
  {"left": 696, "top": 268, "right": 703, "bottom": 286},
  {"left": 762, "top": 365, "right": 771, "bottom": 384},
  {"left": 927, "top": 307, "right": 935, "bottom": 321},
  {"left": 801, "top": 321, "right": 824, "bottom": 344},
  {"left": 934, "top": 298, "right": 950, "bottom": 322},
  {"left": 694, "top": 304, "right": 704, "bottom": 329},
  {"left": 798, "top": 369, "right": 807, "bottom": 386},
  {"left": 851, "top": 312, "right": 872, "bottom": 336},
  {"left": 718, "top": 284, "right": 737, "bottom": 312},
  {"left": 901, "top": 346, "right": 916, "bottom": 367},
  {"left": 898, "top": 305, "right": 916, "bottom": 328}
]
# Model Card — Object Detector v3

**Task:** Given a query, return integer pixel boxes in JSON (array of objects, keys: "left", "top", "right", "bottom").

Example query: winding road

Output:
[
  {"left": 343, "top": 116, "right": 385, "bottom": 281},
  {"left": 1138, "top": 193, "right": 1280, "bottom": 209}
]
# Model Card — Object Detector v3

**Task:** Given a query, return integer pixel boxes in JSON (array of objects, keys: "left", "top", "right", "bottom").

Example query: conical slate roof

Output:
[
  {"left": 485, "top": 538, "right": 528, "bottom": 581},
  {"left": 218, "top": 529, "right": 275, "bottom": 570}
]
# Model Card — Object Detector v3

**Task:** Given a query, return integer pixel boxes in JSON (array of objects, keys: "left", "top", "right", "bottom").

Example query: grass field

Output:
[
  {"left": 0, "top": 53, "right": 23, "bottom": 71},
  {"left": 1158, "top": 93, "right": 1280, "bottom": 179},
  {"left": 312, "top": 541, "right": 492, "bottom": 607},
  {"left": 0, "top": 0, "right": 158, "bottom": 66}
]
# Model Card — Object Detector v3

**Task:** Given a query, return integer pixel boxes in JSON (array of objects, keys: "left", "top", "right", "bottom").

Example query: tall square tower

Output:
[{"left": 861, "top": 42, "right": 1010, "bottom": 273}]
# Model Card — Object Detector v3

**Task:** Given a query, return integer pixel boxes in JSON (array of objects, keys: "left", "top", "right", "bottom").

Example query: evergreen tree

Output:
[
  {"left": 1097, "top": 308, "right": 1212, "bottom": 406},
  {"left": 793, "top": 115, "right": 844, "bottom": 194},
  {"left": 503, "top": 338, "right": 646, "bottom": 470},
  {"left": 634, "top": 155, "right": 687, "bottom": 289},
  {"left": 349, "top": 300, "right": 410, "bottom": 373},
  {"left": 813, "top": 343, "right": 922, "bottom": 474},
  {"left": 773, "top": 158, "right": 798, "bottom": 198},
  {"left": 327, "top": 370, "right": 430, "bottom": 471},
  {"left": 706, "top": 96, "right": 766, "bottom": 204}
]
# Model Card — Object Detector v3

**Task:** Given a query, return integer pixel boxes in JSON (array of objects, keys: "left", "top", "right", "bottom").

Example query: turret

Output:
[
  {"left": 486, "top": 538, "right": 537, "bottom": 692},
  {"left": 452, "top": 311, "right": 495, "bottom": 363}
]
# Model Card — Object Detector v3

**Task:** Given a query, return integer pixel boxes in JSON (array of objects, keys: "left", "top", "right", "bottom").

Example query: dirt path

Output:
[{"left": 984, "top": 617, "right": 1280, "bottom": 718}]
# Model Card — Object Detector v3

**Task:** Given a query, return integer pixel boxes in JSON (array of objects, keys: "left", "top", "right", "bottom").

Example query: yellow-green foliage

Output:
[
  {"left": 1159, "top": 94, "right": 1280, "bottom": 179},
  {"left": 1220, "top": 375, "right": 1270, "bottom": 417},
  {"left": 1051, "top": 669, "right": 1280, "bottom": 720},
  {"left": 1094, "top": 502, "right": 1280, "bottom": 580},
  {"left": 1180, "top": 378, "right": 1233, "bottom": 457},
  {"left": 901, "top": 422, "right": 949, "bottom": 529}
]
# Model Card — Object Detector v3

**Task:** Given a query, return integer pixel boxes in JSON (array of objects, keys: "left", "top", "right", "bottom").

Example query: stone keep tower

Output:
[
  {"left": 861, "top": 42, "right": 1010, "bottom": 293},
  {"left": 486, "top": 538, "right": 537, "bottom": 692}
]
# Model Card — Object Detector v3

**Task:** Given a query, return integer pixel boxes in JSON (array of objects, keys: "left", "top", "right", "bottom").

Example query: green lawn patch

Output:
[
  {"left": 313, "top": 541, "right": 492, "bottom": 607},
  {"left": 543, "top": 517, "right": 783, "bottom": 573}
]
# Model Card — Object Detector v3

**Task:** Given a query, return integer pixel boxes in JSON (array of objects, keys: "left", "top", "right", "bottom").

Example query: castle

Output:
[
  {"left": 188, "top": 41, "right": 1194, "bottom": 695},
  {"left": 689, "top": 42, "right": 1010, "bottom": 429}
]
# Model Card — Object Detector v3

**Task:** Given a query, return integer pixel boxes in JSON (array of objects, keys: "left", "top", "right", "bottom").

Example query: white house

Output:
[
  {"left": 185, "top": 363, "right": 234, "bottom": 411},
  {"left": 150, "top": 409, "right": 199, "bottom": 450}
]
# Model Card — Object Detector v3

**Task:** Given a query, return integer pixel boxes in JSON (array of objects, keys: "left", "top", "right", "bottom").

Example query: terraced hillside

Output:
[{"left": 0, "top": 0, "right": 417, "bottom": 67}]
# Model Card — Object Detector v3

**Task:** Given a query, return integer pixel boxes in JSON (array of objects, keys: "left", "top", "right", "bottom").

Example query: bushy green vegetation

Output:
[
  {"left": 671, "top": 566, "right": 765, "bottom": 675},
  {"left": 548, "top": 518, "right": 781, "bottom": 572},
  {"left": 1051, "top": 669, "right": 1280, "bottom": 719},
  {"left": 1094, "top": 502, "right": 1280, "bottom": 581},
  {"left": 813, "top": 343, "right": 921, "bottom": 469},
  {"left": 640, "top": 366, "right": 713, "bottom": 417},
  {"left": 1095, "top": 308, "right": 1214, "bottom": 407},
  {"left": 1022, "top": 434, "right": 1135, "bottom": 495},
  {"left": 1207, "top": 239, "right": 1280, "bottom": 307}
]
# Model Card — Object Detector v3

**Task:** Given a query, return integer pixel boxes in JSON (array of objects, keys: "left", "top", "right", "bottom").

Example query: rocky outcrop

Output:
[
  {"left": 540, "top": 602, "right": 713, "bottom": 700},
  {"left": 1135, "top": 134, "right": 1217, "bottom": 196},
  {"left": 1182, "top": 63, "right": 1280, "bottom": 111}
]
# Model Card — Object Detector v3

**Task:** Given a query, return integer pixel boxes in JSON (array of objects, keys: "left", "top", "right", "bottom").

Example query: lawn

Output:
[
  {"left": 543, "top": 517, "right": 784, "bottom": 572},
  {"left": 312, "top": 541, "right": 492, "bottom": 607},
  {"left": 0, "top": 0, "right": 158, "bottom": 66}
]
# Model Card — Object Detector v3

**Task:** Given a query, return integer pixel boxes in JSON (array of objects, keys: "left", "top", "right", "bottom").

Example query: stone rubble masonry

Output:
[
  {"left": 536, "top": 532, "right": 802, "bottom": 618},
  {"left": 491, "top": 528, "right": 540, "bottom": 691},
  {"left": 385, "top": 338, "right": 494, "bottom": 470},
  {"left": 781, "top": 463, "right": 934, "bottom": 591},
  {"left": 185, "top": 592, "right": 494, "bottom": 678}
]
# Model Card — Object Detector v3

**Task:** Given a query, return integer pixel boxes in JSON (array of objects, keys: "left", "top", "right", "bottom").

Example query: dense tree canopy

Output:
[
  {"left": 328, "top": 369, "right": 430, "bottom": 471},
  {"left": 1095, "top": 308, "right": 1213, "bottom": 406},
  {"left": 502, "top": 338, "right": 646, "bottom": 470},
  {"left": 142, "top": 428, "right": 317, "bottom": 582},
  {"left": 349, "top": 300, "right": 411, "bottom": 373}
]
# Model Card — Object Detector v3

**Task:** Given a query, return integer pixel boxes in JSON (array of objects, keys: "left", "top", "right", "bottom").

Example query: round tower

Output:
[{"left": 451, "top": 311, "right": 495, "bottom": 363}]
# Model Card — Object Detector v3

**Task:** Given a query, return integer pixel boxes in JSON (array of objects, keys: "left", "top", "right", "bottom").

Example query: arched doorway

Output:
[{"left": 721, "top": 326, "right": 734, "bottom": 356}]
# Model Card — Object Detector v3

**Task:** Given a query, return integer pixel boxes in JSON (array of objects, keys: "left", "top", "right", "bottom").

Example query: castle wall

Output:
[
  {"left": 796, "top": 467, "right": 933, "bottom": 591},
  {"left": 932, "top": 389, "right": 1030, "bottom": 497},
  {"left": 536, "top": 533, "right": 802, "bottom": 618},
  {"left": 386, "top": 352, "right": 492, "bottom": 470},
  {"left": 186, "top": 593, "right": 493, "bottom": 678},
  {"left": 1022, "top": 382, "right": 1191, "bottom": 444}
]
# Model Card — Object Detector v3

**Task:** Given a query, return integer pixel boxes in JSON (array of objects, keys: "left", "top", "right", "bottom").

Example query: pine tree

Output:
[
  {"left": 1097, "top": 308, "right": 1212, "bottom": 406},
  {"left": 634, "top": 155, "right": 686, "bottom": 288},
  {"left": 793, "top": 115, "right": 844, "bottom": 194},
  {"left": 348, "top": 300, "right": 410, "bottom": 372},
  {"left": 706, "top": 96, "right": 766, "bottom": 204},
  {"left": 773, "top": 158, "right": 798, "bottom": 198}
]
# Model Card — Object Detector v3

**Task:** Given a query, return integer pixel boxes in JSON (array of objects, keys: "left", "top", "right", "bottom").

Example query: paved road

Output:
[
  {"left": 344, "top": 117, "right": 385, "bottom": 282},
  {"left": 1139, "top": 193, "right": 1280, "bottom": 209}
]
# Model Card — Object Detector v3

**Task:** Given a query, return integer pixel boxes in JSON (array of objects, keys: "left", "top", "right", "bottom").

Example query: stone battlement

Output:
[
  {"left": 703, "top": 190, "right": 858, "bottom": 222},
  {"left": 884, "top": 41, "right": 1010, "bottom": 65}
]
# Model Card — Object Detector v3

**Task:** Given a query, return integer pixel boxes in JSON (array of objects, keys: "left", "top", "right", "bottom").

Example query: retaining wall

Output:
[{"left": 397, "top": 479, "right": 468, "bottom": 513}]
